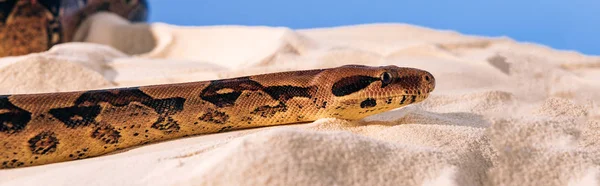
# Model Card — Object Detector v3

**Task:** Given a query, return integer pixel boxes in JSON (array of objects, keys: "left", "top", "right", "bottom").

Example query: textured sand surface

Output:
[{"left": 1, "top": 13, "right": 599, "bottom": 186}]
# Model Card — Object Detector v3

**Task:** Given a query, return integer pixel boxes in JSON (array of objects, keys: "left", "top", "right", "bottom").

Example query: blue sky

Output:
[{"left": 147, "top": 0, "right": 599, "bottom": 55}]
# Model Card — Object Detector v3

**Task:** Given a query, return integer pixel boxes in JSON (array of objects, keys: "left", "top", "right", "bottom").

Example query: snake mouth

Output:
[{"left": 391, "top": 92, "right": 430, "bottom": 105}]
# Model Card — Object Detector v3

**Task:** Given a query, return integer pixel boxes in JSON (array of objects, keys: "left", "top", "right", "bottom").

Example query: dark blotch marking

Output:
[
  {"left": 240, "top": 116, "right": 252, "bottom": 121},
  {"left": 400, "top": 95, "right": 407, "bottom": 105},
  {"left": 0, "top": 96, "right": 32, "bottom": 134},
  {"left": 321, "top": 101, "right": 327, "bottom": 109},
  {"left": 251, "top": 104, "right": 288, "bottom": 118},
  {"left": 91, "top": 125, "right": 121, "bottom": 144},
  {"left": 151, "top": 117, "right": 181, "bottom": 133},
  {"left": 241, "top": 116, "right": 254, "bottom": 124},
  {"left": 360, "top": 98, "right": 377, "bottom": 108},
  {"left": 262, "top": 85, "right": 316, "bottom": 102},
  {"left": 75, "top": 88, "right": 153, "bottom": 107},
  {"left": 218, "top": 126, "right": 233, "bottom": 133},
  {"left": 410, "top": 95, "right": 417, "bottom": 103},
  {"left": 200, "top": 77, "right": 316, "bottom": 107},
  {"left": 386, "top": 98, "right": 393, "bottom": 104},
  {"left": 2, "top": 160, "right": 24, "bottom": 168},
  {"left": 48, "top": 105, "right": 101, "bottom": 128},
  {"left": 198, "top": 109, "right": 230, "bottom": 124},
  {"left": 28, "top": 131, "right": 59, "bottom": 155},
  {"left": 142, "top": 97, "right": 186, "bottom": 133},
  {"left": 331, "top": 76, "right": 379, "bottom": 97},
  {"left": 200, "top": 77, "right": 263, "bottom": 107}
]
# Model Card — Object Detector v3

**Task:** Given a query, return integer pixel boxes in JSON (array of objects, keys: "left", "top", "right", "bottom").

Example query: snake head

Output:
[
  {"left": 325, "top": 64, "right": 435, "bottom": 119},
  {"left": 379, "top": 64, "right": 436, "bottom": 98}
]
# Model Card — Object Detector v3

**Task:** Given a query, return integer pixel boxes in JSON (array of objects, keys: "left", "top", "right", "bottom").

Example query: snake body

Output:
[
  {"left": 0, "top": 0, "right": 148, "bottom": 57},
  {"left": 0, "top": 65, "right": 435, "bottom": 168}
]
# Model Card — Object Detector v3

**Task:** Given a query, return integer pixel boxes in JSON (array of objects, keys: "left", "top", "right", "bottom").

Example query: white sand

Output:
[{"left": 0, "top": 13, "right": 598, "bottom": 186}]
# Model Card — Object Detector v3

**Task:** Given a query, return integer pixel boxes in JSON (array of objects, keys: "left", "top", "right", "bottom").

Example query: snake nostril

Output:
[{"left": 423, "top": 73, "right": 435, "bottom": 93}]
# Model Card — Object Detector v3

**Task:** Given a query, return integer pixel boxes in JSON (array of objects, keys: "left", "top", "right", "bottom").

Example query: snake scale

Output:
[{"left": 0, "top": 0, "right": 436, "bottom": 169}]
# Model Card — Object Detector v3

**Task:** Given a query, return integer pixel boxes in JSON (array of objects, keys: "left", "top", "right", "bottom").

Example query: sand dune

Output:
[{"left": 0, "top": 13, "right": 598, "bottom": 186}]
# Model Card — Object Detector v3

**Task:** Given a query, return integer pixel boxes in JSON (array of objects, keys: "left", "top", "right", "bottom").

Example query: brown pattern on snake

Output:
[
  {"left": 2, "top": 160, "right": 24, "bottom": 168},
  {"left": 48, "top": 105, "right": 101, "bottom": 128},
  {"left": 360, "top": 98, "right": 377, "bottom": 108},
  {"left": 200, "top": 78, "right": 317, "bottom": 119},
  {"left": 0, "top": 65, "right": 436, "bottom": 169},
  {"left": 198, "top": 109, "right": 230, "bottom": 124},
  {"left": 331, "top": 76, "right": 379, "bottom": 96},
  {"left": 28, "top": 131, "right": 59, "bottom": 155},
  {"left": 251, "top": 104, "right": 288, "bottom": 118},
  {"left": 200, "top": 77, "right": 264, "bottom": 108},
  {"left": 91, "top": 125, "right": 121, "bottom": 144},
  {"left": 0, "top": 96, "right": 32, "bottom": 134},
  {"left": 49, "top": 88, "right": 186, "bottom": 133}
]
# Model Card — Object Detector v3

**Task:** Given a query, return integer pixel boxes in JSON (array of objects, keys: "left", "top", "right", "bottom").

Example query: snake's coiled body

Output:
[
  {"left": 0, "top": 65, "right": 435, "bottom": 168},
  {"left": 0, "top": 0, "right": 147, "bottom": 57}
]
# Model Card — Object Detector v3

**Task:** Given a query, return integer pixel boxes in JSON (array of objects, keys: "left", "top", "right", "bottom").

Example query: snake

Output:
[
  {"left": 0, "top": 0, "right": 148, "bottom": 57},
  {"left": 0, "top": 65, "right": 436, "bottom": 168}
]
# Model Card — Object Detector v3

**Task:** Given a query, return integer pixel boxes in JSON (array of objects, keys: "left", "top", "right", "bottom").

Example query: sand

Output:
[{"left": 1, "top": 13, "right": 599, "bottom": 186}]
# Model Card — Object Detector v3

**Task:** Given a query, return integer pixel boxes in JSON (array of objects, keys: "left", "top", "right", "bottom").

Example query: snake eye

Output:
[{"left": 380, "top": 72, "right": 393, "bottom": 86}]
